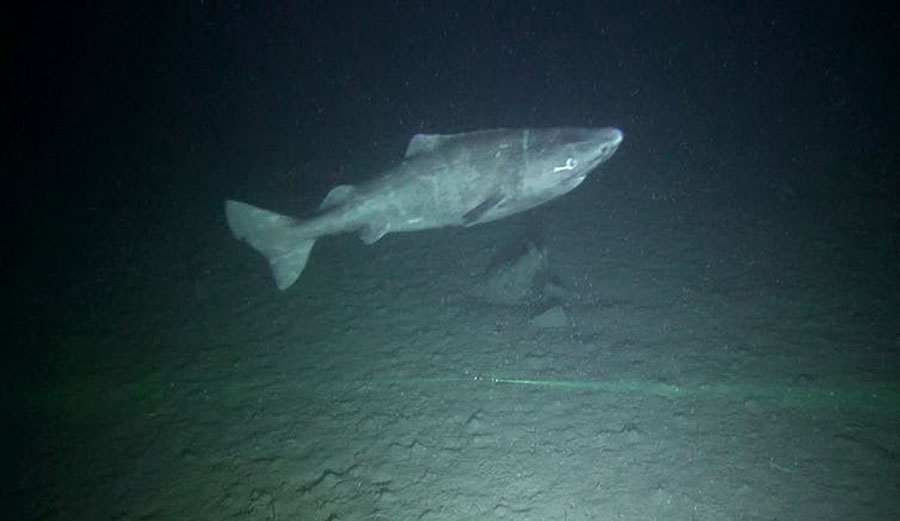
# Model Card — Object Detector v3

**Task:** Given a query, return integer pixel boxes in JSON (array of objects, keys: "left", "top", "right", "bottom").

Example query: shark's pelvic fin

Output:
[
  {"left": 224, "top": 200, "right": 315, "bottom": 290},
  {"left": 359, "top": 222, "right": 389, "bottom": 244}
]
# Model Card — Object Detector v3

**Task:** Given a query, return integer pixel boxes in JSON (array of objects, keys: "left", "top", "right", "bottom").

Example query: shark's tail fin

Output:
[{"left": 224, "top": 199, "right": 315, "bottom": 290}]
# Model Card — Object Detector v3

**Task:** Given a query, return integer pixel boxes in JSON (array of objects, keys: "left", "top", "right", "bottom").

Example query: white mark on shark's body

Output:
[{"left": 553, "top": 157, "right": 578, "bottom": 173}]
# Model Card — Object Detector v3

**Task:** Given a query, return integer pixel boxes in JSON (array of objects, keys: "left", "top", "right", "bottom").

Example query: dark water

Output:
[{"left": 4, "top": 2, "right": 898, "bottom": 519}]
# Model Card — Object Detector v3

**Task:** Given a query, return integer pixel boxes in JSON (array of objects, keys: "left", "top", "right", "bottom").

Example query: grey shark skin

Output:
[{"left": 225, "top": 127, "right": 623, "bottom": 290}]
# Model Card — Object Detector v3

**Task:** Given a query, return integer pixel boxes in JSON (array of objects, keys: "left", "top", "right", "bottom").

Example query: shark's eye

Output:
[{"left": 553, "top": 157, "right": 577, "bottom": 173}]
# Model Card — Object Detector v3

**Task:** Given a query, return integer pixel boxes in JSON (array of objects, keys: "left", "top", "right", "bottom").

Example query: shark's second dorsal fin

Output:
[
  {"left": 405, "top": 133, "right": 453, "bottom": 158},
  {"left": 319, "top": 185, "right": 356, "bottom": 211}
]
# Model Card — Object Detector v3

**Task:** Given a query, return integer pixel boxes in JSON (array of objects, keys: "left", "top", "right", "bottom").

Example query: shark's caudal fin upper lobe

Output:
[{"left": 224, "top": 200, "right": 315, "bottom": 290}]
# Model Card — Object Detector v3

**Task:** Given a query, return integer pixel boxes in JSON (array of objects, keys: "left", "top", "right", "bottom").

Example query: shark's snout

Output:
[
  {"left": 597, "top": 127, "right": 624, "bottom": 159},
  {"left": 605, "top": 128, "right": 624, "bottom": 145}
]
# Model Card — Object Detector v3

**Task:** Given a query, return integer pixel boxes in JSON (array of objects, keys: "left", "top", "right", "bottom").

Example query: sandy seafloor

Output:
[{"left": 8, "top": 152, "right": 900, "bottom": 520}]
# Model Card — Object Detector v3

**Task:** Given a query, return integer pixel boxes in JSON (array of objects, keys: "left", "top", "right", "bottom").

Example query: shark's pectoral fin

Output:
[
  {"left": 319, "top": 185, "right": 356, "bottom": 211},
  {"left": 462, "top": 193, "right": 505, "bottom": 226},
  {"left": 359, "top": 223, "right": 389, "bottom": 244}
]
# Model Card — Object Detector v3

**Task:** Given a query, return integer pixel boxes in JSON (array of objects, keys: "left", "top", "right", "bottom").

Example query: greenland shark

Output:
[{"left": 225, "top": 127, "right": 623, "bottom": 290}]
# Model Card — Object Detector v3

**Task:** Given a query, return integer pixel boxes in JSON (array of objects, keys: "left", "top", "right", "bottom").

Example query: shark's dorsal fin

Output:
[
  {"left": 462, "top": 193, "right": 505, "bottom": 226},
  {"left": 319, "top": 185, "right": 356, "bottom": 211},
  {"left": 405, "top": 133, "right": 453, "bottom": 158}
]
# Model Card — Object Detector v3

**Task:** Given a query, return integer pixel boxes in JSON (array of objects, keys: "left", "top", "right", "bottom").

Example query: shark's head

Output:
[{"left": 521, "top": 127, "right": 623, "bottom": 198}]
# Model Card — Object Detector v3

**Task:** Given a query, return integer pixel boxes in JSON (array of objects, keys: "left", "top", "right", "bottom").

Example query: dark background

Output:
[
  {"left": 2, "top": 0, "right": 898, "bottom": 348},
  {"left": 2, "top": 2, "right": 899, "bottom": 517}
]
